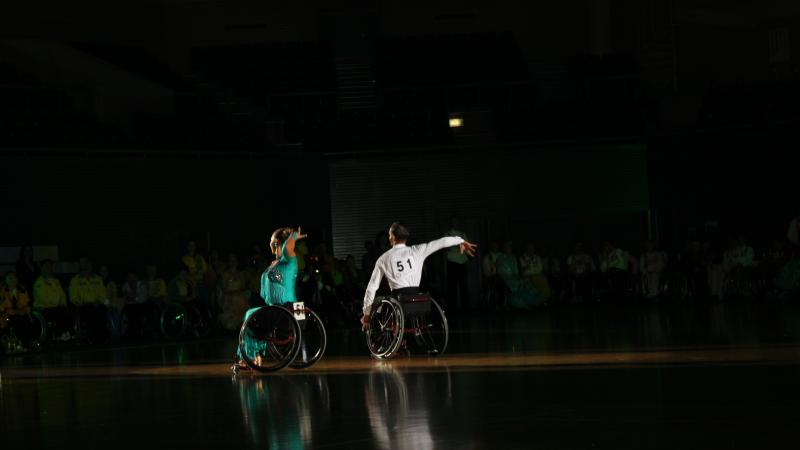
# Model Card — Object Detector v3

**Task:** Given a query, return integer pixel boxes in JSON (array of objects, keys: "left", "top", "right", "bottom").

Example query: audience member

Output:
[
  {"left": 168, "top": 267, "right": 196, "bottom": 303},
  {"left": 640, "top": 241, "right": 668, "bottom": 299},
  {"left": 181, "top": 240, "right": 208, "bottom": 300},
  {"left": 0, "top": 272, "right": 38, "bottom": 348},
  {"left": 144, "top": 264, "right": 167, "bottom": 303},
  {"left": 520, "top": 243, "right": 551, "bottom": 299},
  {"left": 567, "top": 242, "right": 595, "bottom": 302},
  {"left": 122, "top": 273, "right": 148, "bottom": 304},
  {"left": 482, "top": 242, "right": 506, "bottom": 308},
  {"left": 218, "top": 253, "right": 249, "bottom": 331},
  {"left": 33, "top": 259, "right": 71, "bottom": 340},
  {"left": 69, "top": 258, "right": 108, "bottom": 307},
  {"left": 16, "top": 245, "right": 39, "bottom": 293},
  {"left": 445, "top": 217, "right": 471, "bottom": 311},
  {"left": 1, "top": 272, "right": 32, "bottom": 326},
  {"left": 362, "top": 240, "right": 377, "bottom": 281},
  {"left": 497, "top": 241, "right": 545, "bottom": 309},
  {"left": 599, "top": 241, "right": 628, "bottom": 273},
  {"left": 99, "top": 265, "right": 124, "bottom": 338}
]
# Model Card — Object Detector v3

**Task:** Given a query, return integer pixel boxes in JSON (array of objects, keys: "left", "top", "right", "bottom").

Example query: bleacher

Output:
[
  {"left": 70, "top": 43, "right": 189, "bottom": 90},
  {"left": 190, "top": 41, "right": 336, "bottom": 99},
  {"left": 0, "top": 62, "right": 120, "bottom": 148},
  {"left": 376, "top": 32, "right": 529, "bottom": 88},
  {"left": 699, "top": 82, "right": 800, "bottom": 127}
]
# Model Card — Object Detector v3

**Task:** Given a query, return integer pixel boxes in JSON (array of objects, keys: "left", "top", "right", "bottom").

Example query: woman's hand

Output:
[
  {"left": 460, "top": 241, "right": 478, "bottom": 257},
  {"left": 285, "top": 227, "right": 308, "bottom": 258}
]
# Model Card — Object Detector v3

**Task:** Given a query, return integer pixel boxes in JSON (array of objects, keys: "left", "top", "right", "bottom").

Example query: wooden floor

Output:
[
  {"left": 3, "top": 302, "right": 800, "bottom": 449},
  {"left": 3, "top": 344, "right": 800, "bottom": 380}
]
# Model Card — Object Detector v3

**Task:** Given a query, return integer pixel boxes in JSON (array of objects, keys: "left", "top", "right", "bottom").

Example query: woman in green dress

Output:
[{"left": 233, "top": 227, "right": 307, "bottom": 370}]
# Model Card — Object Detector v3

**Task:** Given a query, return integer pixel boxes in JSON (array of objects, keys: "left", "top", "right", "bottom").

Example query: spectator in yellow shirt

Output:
[
  {"left": 182, "top": 240, "right": 209, "bottom": 302},
  {"left": 181, "top": 240, "right": 208, "bottom": 283},
  {"left": 168, "top": 267, "right": 196, "bottom": 303},
  {"left": 70, "top": 258, "right": 113, "bottom": 342},
  {"left": 33, "top": 260, "right": 72, "bottom": 340},
  {"left": 144, "top": 264, "right": 167, "bottom": 302},
  {"left": 1, "top": 272, "right": 32, "bottom": 322},
  {"left": 33, "top": 259, "right": 67, "bottom": 309},
  {"left": 1, "top": 272, "right": 40, "bottom": 347},
  {"left": 69, "top": 258, "right": 108, "bottom": 306}
]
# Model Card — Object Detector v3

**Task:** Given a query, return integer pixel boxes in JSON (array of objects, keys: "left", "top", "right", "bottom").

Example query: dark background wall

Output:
[
  {"left": 1, "top": 152, "right": 330, "bottom": 273},
  {"left": 329, "top": 143, "right": 649, "bottom": 263},
  {"left": 649, "top": 128, "right": 798, "bottom": 252}
]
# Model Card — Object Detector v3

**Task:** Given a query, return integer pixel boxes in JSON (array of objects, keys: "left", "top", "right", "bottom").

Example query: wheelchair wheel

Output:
[
  {"left": 76, "top": 305, "right": 111, "bottom": 344},
  {"left": 663, "top": 272, "right": 690, "bottom": 302},
  {"left": 290, "top": 307, "right": 327, "bottom": 369},
  {"left": 186, "top": 303, "right": 213, "bottom": 338},
  {"left": 161, "top": 303, "right": 188, "bottom": 339},
  {"left": 409, "top": 299, "right": 449, "bottom": 356},
  {"left": 366, "top": 297, "right": 404, "bottom": 360},
  {"left": 29, "top": 311, "right": 48, "bottom": 347},
  {"left": 238, "top": 305, "right": 302, "bottom": 372}
]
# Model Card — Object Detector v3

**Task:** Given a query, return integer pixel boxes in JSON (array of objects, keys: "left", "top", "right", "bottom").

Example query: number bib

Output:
[
  {"left": 394, "top": 258, "right": 415, "bottom": 273},
  {"left": 292, "top": 302, "right": 306, "bottom": 321}
]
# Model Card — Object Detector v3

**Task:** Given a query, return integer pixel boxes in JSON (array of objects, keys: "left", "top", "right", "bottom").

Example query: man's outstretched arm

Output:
[{"left": 420, "top": 236, "right": 478, "bottom": 259}]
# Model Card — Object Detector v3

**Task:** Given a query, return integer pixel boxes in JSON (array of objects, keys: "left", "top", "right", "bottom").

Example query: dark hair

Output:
[
  {"left": 18, "top": 245, "right": 33, "bottom": 261},
  {"left": 390, "top": 222, "right": 410, "bottom": 242},
  {"left": 271, "top": 227, "right": 293, "bottom": 247},
  {"left": 272, "top": 227, "right": 293, "bottom": 241}
]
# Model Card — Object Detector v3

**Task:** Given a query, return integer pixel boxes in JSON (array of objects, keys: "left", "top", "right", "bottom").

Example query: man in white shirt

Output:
[{"left": 361, "top": 222, "right": 477, "bottom": 330}]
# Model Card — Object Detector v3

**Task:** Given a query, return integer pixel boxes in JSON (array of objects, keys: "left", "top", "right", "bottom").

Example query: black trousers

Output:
[
  {"left": 40, "top": 306, "right": 73, "bottom": 337},
  {"left": 447, "top": 262, "right": 469, "bottom": 311},
  {"left": 5, "top": 314, "right": 42, "bottom": 344}
]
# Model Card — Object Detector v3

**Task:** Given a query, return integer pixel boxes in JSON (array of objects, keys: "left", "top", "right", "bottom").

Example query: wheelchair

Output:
[
  {"left": 1, "top": 311, "right": 48, "bottom": 354},
  {"left": 661, "top": 271, "right": 693, "bottom": 302},
  {"left": 236, "top": 301, "right": 327, "bottom": 373},
  {"left": 365, "top": 293, "right": 448, "bottom": 360},
  {"left": 160, "top": 301, "right": 213, "bottom": 339},
  {"left": 120, "top": 302, "right": 162, "bottom": 338},
  {"left": 75, "top": 303, "right": 113, "bottom": 344}
]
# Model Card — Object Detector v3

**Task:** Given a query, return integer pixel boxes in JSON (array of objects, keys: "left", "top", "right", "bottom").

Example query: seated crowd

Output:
[
  {"left": 3, "top": 223, "right": 799, "bottom": 354},
  {"left": 480, "top": 232, "right": 797, "bottom": 309},
  {"left": 0, "top": 239, "right": 367, "bottom": 354}
]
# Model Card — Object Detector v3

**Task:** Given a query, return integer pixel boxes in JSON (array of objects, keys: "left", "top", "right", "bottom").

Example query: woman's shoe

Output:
[{"left": 231, "top": 359, "right": 251, "bottom": 372}]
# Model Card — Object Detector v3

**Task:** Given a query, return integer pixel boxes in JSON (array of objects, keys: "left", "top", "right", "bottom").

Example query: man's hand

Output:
[
  {"left": 460, "top": 241, "right": 478, "bottom": 257},
  {"left": 360, "top": 314, "right": 370, "bottom": 332}
]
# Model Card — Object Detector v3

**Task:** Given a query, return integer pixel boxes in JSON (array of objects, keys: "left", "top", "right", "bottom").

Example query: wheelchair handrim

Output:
[
  {"left": 366, "top": 298, "right": 404, "bottom": 360},
  {"left": 290, "top": 308, "right": 327, "bottom": 369},
  {"left": 238, "top": 305, "right": 302, "bottom": 372}
]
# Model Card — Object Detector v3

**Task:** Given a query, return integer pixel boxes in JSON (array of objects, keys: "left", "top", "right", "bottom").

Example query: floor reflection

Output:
[
  {"left": 232, "top": 366, "right": 457, "bottom": 450},
  {"left": 2, "top": 302, "right": 800, "bottom": 449},
  {"left": 364, "top": 365, "right": 453, "bottom": 450},
  {"left": 235, "top": 375, "right": 331, "bottom": 449}
]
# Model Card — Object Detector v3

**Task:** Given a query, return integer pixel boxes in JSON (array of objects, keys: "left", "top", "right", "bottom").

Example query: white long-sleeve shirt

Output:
[{"left": 362, "top": 236, "right": 465, "bottom": 315}]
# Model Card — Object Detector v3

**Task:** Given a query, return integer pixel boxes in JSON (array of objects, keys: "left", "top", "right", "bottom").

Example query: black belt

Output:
[{"left": 391, "top": 286, "right": 420, "bottom": 296}]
